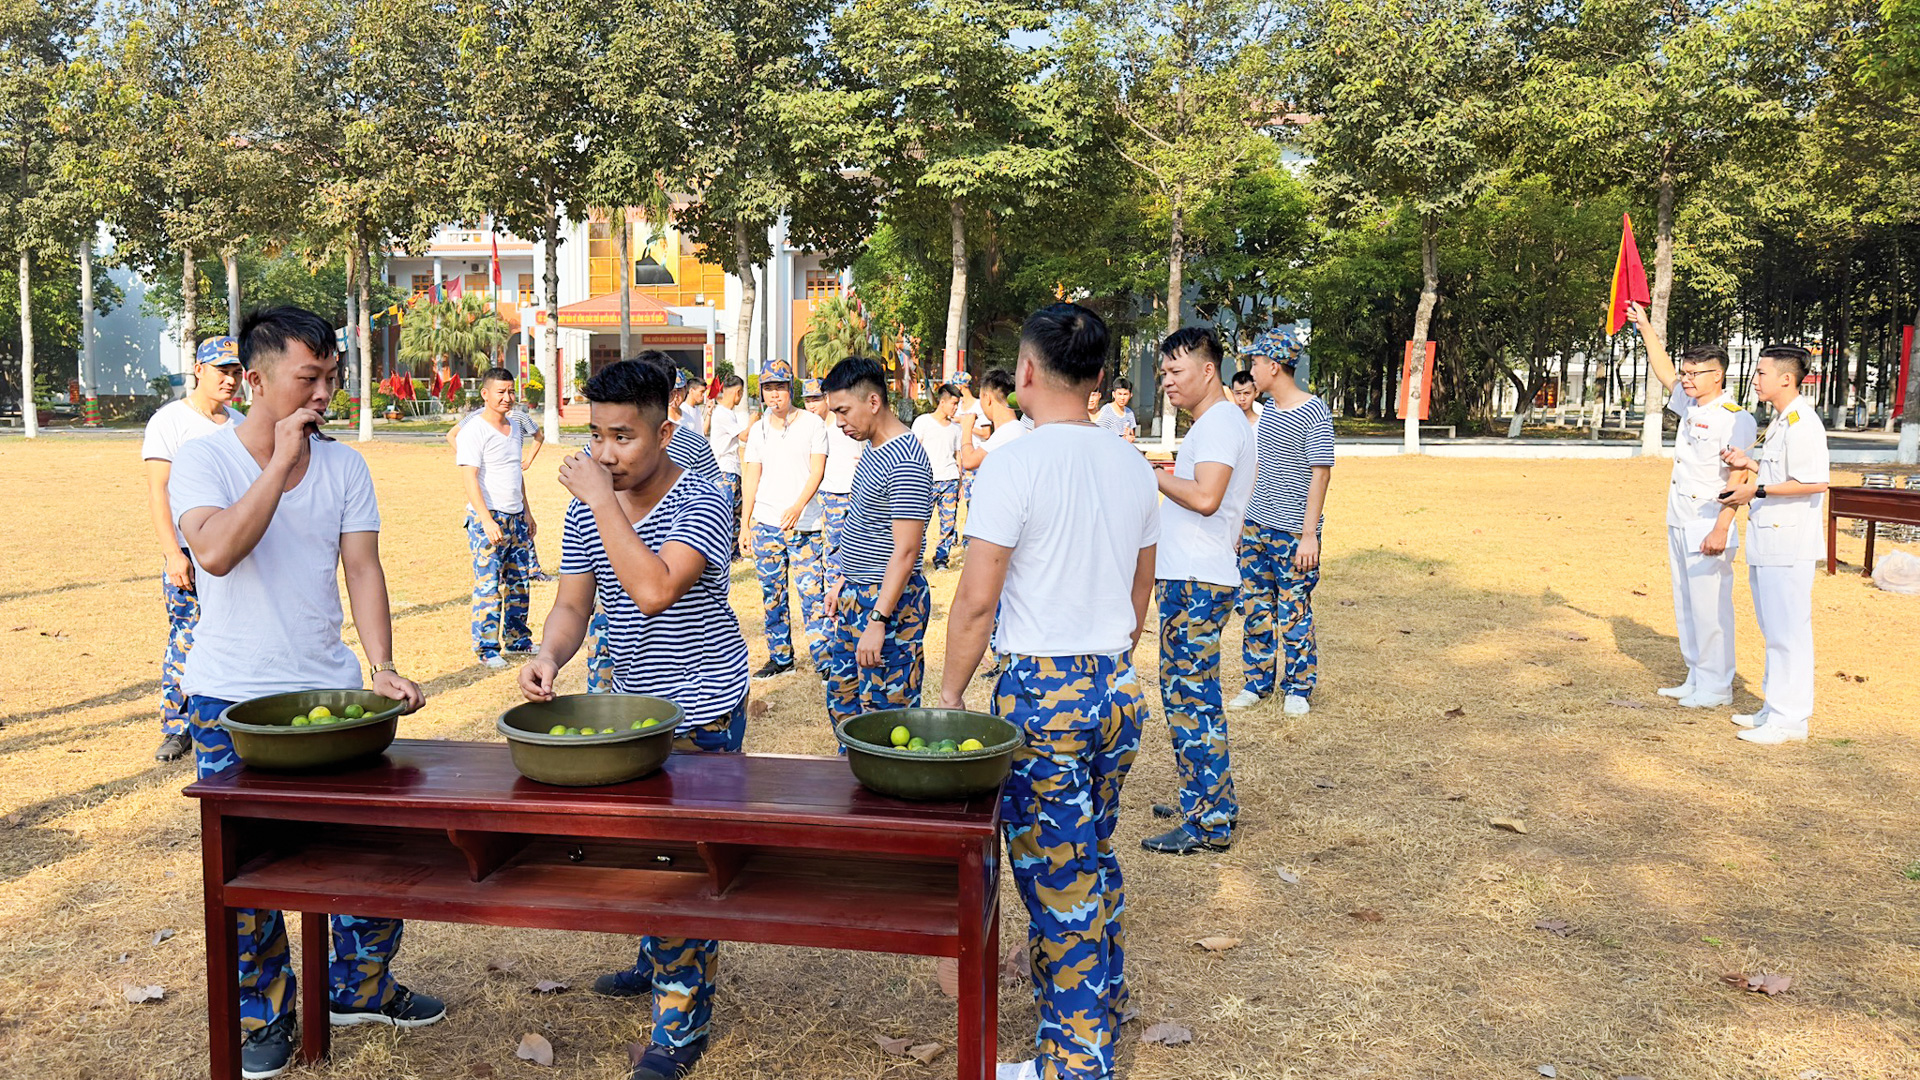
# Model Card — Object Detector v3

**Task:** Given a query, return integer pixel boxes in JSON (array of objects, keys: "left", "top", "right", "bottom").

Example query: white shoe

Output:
[
  {"left": 1283, "top": 694, "right": 1311, "bottom": 716},
  {"left": 996, "top": 1061, "right": 1040, "bottom": 1080},
  {"left": 1657, "top": 681, "right": 1696, "bottom": 699},
  {"left": 1737, "top": 723, "right": 1807, "bottom": 745},
  {"left": 1227, "top": 689, "right": 1263, "bottom": 710},
  {"left": 1730, "top": 712, "right": 1762, "bottom": 729},
  {"left": 1678, "top": 692, "right": 1733, "bottom": 708},
  {"left": 482, "top": 655, "right": 508, "bottom": 670}
]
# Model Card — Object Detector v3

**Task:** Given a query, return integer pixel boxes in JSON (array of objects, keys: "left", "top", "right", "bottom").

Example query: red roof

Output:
[{"left": 533, "top": 290, "right": 673, "bottom": 328}]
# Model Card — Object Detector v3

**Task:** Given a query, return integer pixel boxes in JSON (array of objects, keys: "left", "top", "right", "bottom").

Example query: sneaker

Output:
[
  {"left": 330, "top": 984, "right": 446, "bottom": 1028},
  {"left": 240, "top": 1009, "right": 296, "bottom": 1080},
  {"left": 1678, "top": 692, "right": 1733, "bottom": 708},
  {"left": 1282, "top": 694, "right": 1311, "bottom": 716},
  {"left": 1657, "top": 681, "right": 1696, "bottom": 699},
  {"left": 1737, "top": 723, "right": 1808, "bottom": 745},
  {"left": 1227, "top": 689, "right": 1263, "bottom": 710},
  {"left": 505, "top": 640, "right": 536, "bottom": 655},
  {"left": 592, "top": 967, "right": 653, "bottom": 998},
  {"left": 154, "top": 732, "right": 192, "bottom": 762},
  {"left": 630, "top": 1036, "right": 709, "bottom": 1080},
  {"left": 481, "top": 655, "right": 508, "bottom": 670},
  {"left": 751, "top": 658, "right": 794, "bottom": 680},
  {"left": 1730, "top": 712, "right": 1763, "bottom": 729},
  {"left": 996, "top": 1061, "right": 1040, "bottom": 1080},
  {"left": 1151, "top": 803, "right": 1178, "bottom": 819},
  {"left": 1140, "top": 824, "right": 1230, "bottom": 855}
]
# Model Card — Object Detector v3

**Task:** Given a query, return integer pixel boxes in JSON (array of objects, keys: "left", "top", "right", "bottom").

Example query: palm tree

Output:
[
  {"left": 399, "top": 293, "right": 510, "bottom": 376},
  {"left": 802, "top": 296, "right": 864, "bottom": 377}
]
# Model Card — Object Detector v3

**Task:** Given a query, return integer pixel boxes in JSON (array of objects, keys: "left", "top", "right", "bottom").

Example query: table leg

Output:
[
  {"left": 1864, "top": 522, "right": 1877, "bottom": 577},
  {"left": 202, "top": 808, "right": 240, "bottom": 1080},
  {"left": 957, "top": 843, "right": 991, "bottom": 1080},
  {"left": 1827, "top": 511, "right": 1838, "bottom": 575},
  {"left": 301, "top": 911, "right": 330, "bottom": 1064}
]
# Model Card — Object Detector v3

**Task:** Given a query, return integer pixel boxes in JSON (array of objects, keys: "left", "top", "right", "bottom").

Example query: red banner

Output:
[{"left": 1606, "top": 213, "right": 1651, "bottom": 336}]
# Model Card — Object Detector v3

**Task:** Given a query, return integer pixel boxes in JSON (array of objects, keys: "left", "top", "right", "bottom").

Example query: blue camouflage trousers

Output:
[
  {"left": 1240, "top": 523, "right": 1320, "bottom": 700},
  {"left": 595, "top": 689, "right": 748, "bottom": 1050},
  {"left": 160, "top": 567, "right": 198, "bottom": 736},
  {"left": 467, "top": 508, "right": 535, "bottom": 660},
  {"left": 719, "top": 473, "right": 743, "bottom": 559},
  {"left": 994, "top": 654, "right": 1142, "bottom": 1080},
  {"left": 930, "top": 480, "right": 960, "bottom": 566},
  {"left": 585, "top": 610, "right": 614, "bottom": 695},
  {"left": 820, "top": 491, "right": 851, "bottom": 566},
  {"left": 186, "top": 696, "right": 405, "bottom": 1030},
  {"left": 825, "top": 575, "right": 930, "bottom": 731},
  {"left": 1157, "top": 581, "right": 1237, "bottom": 843},
  {"left": 751, "top": 523, "right": 827, "bottom": 669}
]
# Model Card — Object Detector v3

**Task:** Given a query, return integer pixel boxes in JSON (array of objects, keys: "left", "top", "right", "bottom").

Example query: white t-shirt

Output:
[
  {"left": 454, "top": 411, "right": 527, "bottom": 514},
  {"left": 709, "top": 403, "right": 747, "bottom": 475},
  {"left": 964, "top": 423, "right": 1160, "bottom": 656},
  {"left": 170, "top": 428, "right": 381, "bottom": 702},
  {"left": 1157, "top": 402, "right": 1256, "bottom": 587},
  {"left": 742, "top": 408, "right": 828, "bottom": 530},
  {"left": 143, "top": 400, "right": 246, "bottom": 545},
  {"left": 981, "top": 418, "right": 1026, "bottom": 453},
  {"left": 679, "top": 402, "right": 704, "bottom": 431},
  {"left": 1745, "top": 395, "right": 1829, "bottom": 566},
  {"left": 957, "top": 402, "right": 989, "bottom": 450},
  {"left": 822, "top": 418, "right": 864, "bottom": 495},
  {"left": 912, "top": 413, "right": 963, "bottom": 482}
]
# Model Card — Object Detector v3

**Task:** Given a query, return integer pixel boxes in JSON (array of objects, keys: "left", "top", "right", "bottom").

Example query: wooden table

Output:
[
  {"left": 184, "top": 741, "right": 1001, "bottom": 1079},
  {"left": 1826, "top": 485, "right": 1920, "bottom": 575}
]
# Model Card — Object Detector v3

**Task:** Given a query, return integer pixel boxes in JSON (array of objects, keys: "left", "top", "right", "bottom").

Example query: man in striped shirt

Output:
[
  {"left": 820, "top": 357, "right": 934, "bottom": 728},
  {"left": 518, "top": 358, "right": 748, "bottom": 1080},
  {"left": 1231, "top": 329, "right": 1333, "bottom": 716}
]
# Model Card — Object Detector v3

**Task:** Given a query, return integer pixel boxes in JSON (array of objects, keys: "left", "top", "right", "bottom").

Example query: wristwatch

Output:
[
  {"left": 369, "top": 661, "right": 399, "bottom": 680},
  {"left": 869, "top": 609, "right": 896, "bottom": 629},
  {"left": 1755, "top": 485, "right": 1768, "bottom": 499}
]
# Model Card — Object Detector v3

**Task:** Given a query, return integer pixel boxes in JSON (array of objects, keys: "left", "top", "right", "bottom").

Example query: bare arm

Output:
[
  {"left": 1294, "top": 465, "right": 1332, "bottom": 571},
  {"left": 522, "top": 425, "right": 545, "bottom": 470},
  {"left": 519, "top": 571, "right": 596, "bottom": 702},
  {"left": 739, "top": 460, "right": 763, "bottom": 543},
  {"left": 781, "top": 454, "right": 827, "bottom": 529},
  {"left": 938, "top": 539, "right": 1012, "bottom": 707},
  {"left": 341, "top": 531, "right": 424, "bottom": 710},
  {"left": 959, "top": 441, "right": 988, "bottom": 471},
  {"left": 1627, "top": 302, "right": 1676, "bottom": 393},
  {"left": 461, "top": 465, "right": 503, "bottom": 545},
  {"left": 178, "top": 410, "right": 318, "bottom": 577},
  {"left": 1129, "top": 544, "right": 1157, "bottom": 653},
  {"left": 1156, "top": 460, "right": 1232, "bottom": 516},
  {"left": 146, "top": 459, "right": 193, "bottom": 589}
]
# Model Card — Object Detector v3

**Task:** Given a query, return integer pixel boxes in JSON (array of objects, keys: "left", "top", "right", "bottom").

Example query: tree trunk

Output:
[
  {"left": 224, "top": 249, "right": 241, "bottom": 334},
  {"left": 543, "top": 201, "right": 561, "bottom": 444},
  {"left": 617, "top": 211, "right": 631, "bottom": 360},
  {"left": 1899, "top": 300, "right": 1920, "bottom": 464},
  {"left": 1404, "top": 215, "right": 1440, "bottom": 454},
  {"left": 1643, "top": 166, "right": 1676, "bottom": 455},
  {"left": 732, "top": 215, "right": 757, "bottom": 378},
  {"left": 1162, "top": 194, "right": 1185, "bottom": 448},
  {"left": 356, "top": 248, "right": 374, "bottom": 444},
  {"left": 18, "top": 251, "right": 36, "bottom": 438},
  {"left": 79, "top": 241, "right": 97, "bottom": 424},
  {"left": 943, "top": 197, "right": 966, "bottom": 380},
  {"left": 181, "top": 244, "right": 198, "bottom": 379},
  {"left": 1836, "top": 256, "right": 1855, "bottom": 428}
]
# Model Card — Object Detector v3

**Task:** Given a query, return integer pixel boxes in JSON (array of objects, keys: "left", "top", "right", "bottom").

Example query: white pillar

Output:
[{"left": 79, "top": 240, "right": 96, "bottom": 423}]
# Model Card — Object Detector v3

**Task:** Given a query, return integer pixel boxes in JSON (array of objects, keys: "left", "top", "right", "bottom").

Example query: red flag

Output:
[
  {"left": 491, "top": 235, "right": 502, "bottom": 291},
  {"left": 1606, "top": 213, "right": 1651, "bottom": 335},
  {"left": 449, "top": 276, "right": 464, "bottom": 301}
]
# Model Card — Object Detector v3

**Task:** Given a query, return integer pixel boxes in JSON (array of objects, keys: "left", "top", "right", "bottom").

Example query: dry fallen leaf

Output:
[
  {"left": 1348, "top": 908, "right": 1385, "bottom": 923},
  {"left": 1722, "top": 971, "right": 1794, "bottom": 996},
  {"left": 1310, "top": 777, "right": 1336, "bottom": 789},
  {"left": 151, "top": 929, "right": 176, "bottom": 945},
  {"left": 935, "top": 957, "right": 959, "bottom": 999},
  {"left": 907, "top": 1043, "right": 944, "bottom": 1065},
  {"left": 485, "top": 958, "right": 516, "bottom": 973},
  {"left": 515, "top": 1033, "right": 554, "bottom": 1067},
  {"left": 747, "top": 700, "right": 769, "bottom": 718},
  {"left": 874, "top": 1035, "right": 912, "bottom": 1055},
  {"left": 1489, "top": 817, "right": 1529, "bottom": 834},
  {"left": 1533, "top": 919, "right": 1571, "bottom": 937},
  {"left": 1141, "top": 1022, "right": 1193, "bottom": 1046},
  {"left": 1608, "top": 698, "right": 1648, "bottom": 710},
  {"left": 1000, "top": 942, "right": 1031, "bottom": 985},
  {"left": 467, "top": 1063, "right": 496, "bottom": 1078},
  {"left": 1275, "top": 868, "right": 1302, "bottom": 885},
  {"left": 123, "top": 984, "right": 165, "bottom": 1004},
  {"left": 530, "top": 980, "right": 568, "bottom": 994},
  {"left": 1631, "top": 589, "right": 1647, "bottom": 596},
  {"left": 1536, "top": 1066, "right": 1558, "bottom": 1078},
  {"left": 1443, "top": 706, "right": 1465, "bottom": 719},
  {"left": 1195, "top": 936, "right": 1242, "bottom": 952}
]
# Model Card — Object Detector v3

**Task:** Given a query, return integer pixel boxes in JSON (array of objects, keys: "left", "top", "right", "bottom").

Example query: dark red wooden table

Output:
[
  {"left": 1826, "top": 485, "right": 1920, "bottom": 575},
  {"left": 183, "top": 741, "right": 1001, "bottom": 1080}
]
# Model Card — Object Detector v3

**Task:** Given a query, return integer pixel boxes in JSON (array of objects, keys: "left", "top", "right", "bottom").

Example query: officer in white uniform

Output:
[
  {"left": 1629, "top": 303, "right": 1756, "bottom": 708},
  {"left": 1718, "top": 344, "right": 1829, "bottom": 745}
]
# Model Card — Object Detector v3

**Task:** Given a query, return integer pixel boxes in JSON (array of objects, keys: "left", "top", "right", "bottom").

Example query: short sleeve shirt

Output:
[
  {"left": 1246, "top": 396, "right": 1335, "bottom": 534},
  {"left": 1157, "top": 402, "right": 1256, "bottom": 586},
  {"left": 1096, "top": 404, "right": 1137, "bottom": 438},
  {"left": 911, "top": 414, "right": 963, "bottom": 482},
  {"left": 454, "top": 413, "right": 527, "bottom": 514},
  {"left": 143, "top": 400, "right": 246, "bottom": 544},
  {"left": 1664, "top": 391, "right": 1757, "bottom": 527},
  {"left": 742, "top": 409, "right": 828, "bottom": 529},
  {"left": 837, "top": 431, "right": 935, "bottom": 583},
  {"left": 1745, "top": 395, "right": 1829, "bottom": 565},
  {"left": 667, "top": 418, "right": 724, "bottom": 488},
  {"left": 822, "top": 420, "right": 865, "bottom": 495}
]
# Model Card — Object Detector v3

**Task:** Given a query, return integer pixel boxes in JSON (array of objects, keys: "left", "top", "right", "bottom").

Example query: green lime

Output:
[
  {"left": 308, "top": 706, "right": 332, "bottom": 720},
  {"left": 958, "top": 738, "right": 984, "bottom": 752},
  {"left": 889, "top": 725, "right": 912, "bottom": 747},
  {"left": 937, "top": 739, "right": 958, "bottom": 753},
  {"left": 907, "top": 737, "right": 927, "bottom": 751},
  {"left": 548, "top": 724, "right": 567, "bottom": 736},
  {"left": 565, "top": 727, "right": 580, "bottom": 736},
  {"left": 641, "top": 717, "right": 662, "bottom": 727},
  {"left": 344, "top": 704, "right": 366, "bottom": 719},
  {"left": 630, "top": 720, "right": 646, "bottom": 730},
  {"left": 290, "top": 717, "right": 311, "bottom": 727},
  {"left": 600, "top": 727, "right": 616, "bottom": 734}
]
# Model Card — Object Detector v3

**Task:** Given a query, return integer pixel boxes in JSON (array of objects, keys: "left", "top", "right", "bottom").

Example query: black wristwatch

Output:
[
  {"left": 869, "top": 609, "right": 896, "bottom": 629},
  {"left": 1756, "top": 485, "right": 1768, "bottom": 499}
]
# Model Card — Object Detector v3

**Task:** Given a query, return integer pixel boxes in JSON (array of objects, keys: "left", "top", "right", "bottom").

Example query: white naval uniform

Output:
[
  {"left": 1743, "top": 395, "right": 1829, "bottom": 732},
  {"left": 1664, "top": 391, "right": 1757, "bottom": 697}
]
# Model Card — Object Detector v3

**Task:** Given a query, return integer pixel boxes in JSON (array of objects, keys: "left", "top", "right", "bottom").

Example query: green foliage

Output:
[
  {"left": 802, "top": 296, "right": 864, "bottom": 375},
  {"left": 399, "top": 294, "right": 510, "bottom": 369}
]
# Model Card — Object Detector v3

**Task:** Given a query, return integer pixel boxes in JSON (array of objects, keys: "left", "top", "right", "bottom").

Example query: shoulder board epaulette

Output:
[
  {"left": 1721, "top": 402, "right": 1742, "bottom": 413},
  {"left": 1786, "top": 411, "right": 1801, "bottom": 426}
]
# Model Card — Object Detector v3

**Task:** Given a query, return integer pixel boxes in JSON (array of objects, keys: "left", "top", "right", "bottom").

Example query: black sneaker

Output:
[
  {"left": 1151, "top": 804, "right": 1239, "bottom": 832},
  {"left": 630, "top": 1036, "right": 709, "bottom": 1080},
  {"left": 241, "top": 1009, "right": 296, "bottom": 1080},
  {"left": 154, "top": 732, "right": 192, "bottom": 762},
  {"left": 1140, "top": 824, "right": 1230, "bottom": 855},
  {"left": 592, "top": 966, "right": 652, "bottom": 998},
  {"left": 751, "top": 659, "right": 794, "bottom": 680},
  {"left": 329, "top": 984, "right": 446, "bottom": 1028}
]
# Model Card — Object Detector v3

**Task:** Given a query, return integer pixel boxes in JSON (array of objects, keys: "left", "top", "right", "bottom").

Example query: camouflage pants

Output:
[
  {"left": 825, "top": 575, "right": 930, "bottom": 731},
  {"left": 994, "top": 654, "right": 1142, "bottom": 1080},
  {"left": 1240, "top": 523, "right": 1319, "bottom": 700},
  {"left": 186, "top": 696, "right": 405, "bottom": 1030},
  {"left": 820, "top": 491, "right": 851, "bottom": 566},
  {"left": 930, "top": 480, "right": 960, "bottom": 565},
  {"left": 467, "top": 509, "right": 535, "bottom": 659},
  {"left": 160, "top": 567, "right": 198, "bottom": 736},
  {"left": 1156, "top": 581, "right": 1237, "bottom": 843},
  {"left": 719, "top": 473, "right": 743, "bottom": 559},
  {"left": 751, "top": 523, "right": 828, "bottom": 670},
  {"left": 585, "top": 610, "right": 614, "bottom": 695},
  {"left": 598, "top": 690, "right": 748, "bottom": 1050}
]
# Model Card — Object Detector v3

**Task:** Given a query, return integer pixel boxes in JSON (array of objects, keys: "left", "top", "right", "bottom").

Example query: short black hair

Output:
[
  {"left": 1230, "top": 369, "right": 1255, "bottom": 387},
  {"left": 822, "top": 356, "right": 889, "bottom": 403},
  {"left": 584, "top": 358, "right": 671, "bottom": 421},
  {"left": 935, "top": 384, "right": 960, "bottom": 403},
  {"left": 980, "top": 368, "right": 1015, "bottom": 400},
  {"left": 239, "top": 306, "right": 335, "bottom": 370},
  {"left": 1162, "top": 327, "right": 1224, "bottom": 370},
  {"left": 1020, "top": 303, "right": 1109, "bottom": 385},
  {"left": 721, "top": 374, "right": 745, "bottom": 390},
  {"left": 480, "top": 366, "right": 515, "bottom": 385},
  {"left": 1111, "top": 376, "right": 1132, "bottom": 392},
  {"left": 1758, "top": 344, "right": 1810, "bottom": 383}
]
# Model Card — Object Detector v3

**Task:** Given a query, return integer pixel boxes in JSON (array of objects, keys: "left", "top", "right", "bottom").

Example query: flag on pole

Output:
[
  {"left": 449, "top": 276, "right": 464, "bottom": 301},
  {"left": 1606, "top": 212, "right": 1651, "bottom": 335},
  {"left": 431, "top": 278, "right": 442, "bottom": 304},
  {"left": 491, "top": 235, "right": 502, "bottom": 291}
]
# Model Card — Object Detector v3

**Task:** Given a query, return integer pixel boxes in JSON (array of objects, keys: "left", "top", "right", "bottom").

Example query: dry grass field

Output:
[{"left": 1, "top": 436, "right": 1918, "bottom": 1080}]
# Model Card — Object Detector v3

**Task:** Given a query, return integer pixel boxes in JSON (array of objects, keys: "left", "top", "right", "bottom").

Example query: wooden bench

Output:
[
  {"left": 1826, "top": 485, "right": 1920, "bottom": 576},
  {"left": 184, "top": 740, "right": 1001, "bottom": 1079}
]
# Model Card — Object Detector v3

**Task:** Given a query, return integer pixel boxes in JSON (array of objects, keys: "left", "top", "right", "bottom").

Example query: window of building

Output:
[
  {"left": 518, "top": 273, "right": 535, "bottom": 305},
  {"left": 410, "top": 273, "right": 432, "bottom": 299},
  {"left": 805, "top": 269, "right": 841, "bottom": 300},
  {"left": 587, "top": 221, "right": 616, "bottom": 297}
]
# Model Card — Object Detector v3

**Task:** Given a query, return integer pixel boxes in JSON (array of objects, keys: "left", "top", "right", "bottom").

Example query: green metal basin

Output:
[
  {"left": 218, "top": 690, "right": 406, "bottom": 771},
  {"left": 836, "top": 708, "right": 1021, "bottom": 801},
  {"left": 496, "top": 694, "right": 683, "bottom": 787}
]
